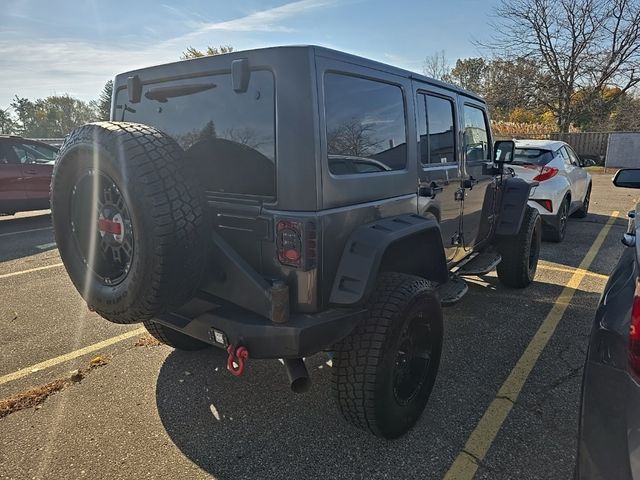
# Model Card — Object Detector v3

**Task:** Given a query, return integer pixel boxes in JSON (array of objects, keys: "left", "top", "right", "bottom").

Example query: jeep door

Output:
[
  {"left": 459, "top": 100, "right": 495, "bottom": 250},
  {"left": 414, "top": 87, "right": 462, "bottom": 262}
]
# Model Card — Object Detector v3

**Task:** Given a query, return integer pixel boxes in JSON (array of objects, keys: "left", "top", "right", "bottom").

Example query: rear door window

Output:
[
  {"left": 324, "top": 73, "right": 406, "bottom": 175},
  {"left": 463, "top": 105, "right": 490, "bottom": 162},
  {"left": 417, "top": 93, "right": 457, "bottom": 165}
]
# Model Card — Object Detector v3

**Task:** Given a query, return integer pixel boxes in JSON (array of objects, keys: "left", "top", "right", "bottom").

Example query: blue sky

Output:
[{"left": 0, "top": 0, "right": 499, "bottom": 108}]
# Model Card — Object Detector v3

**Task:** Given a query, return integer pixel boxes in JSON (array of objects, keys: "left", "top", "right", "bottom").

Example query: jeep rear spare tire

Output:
[{"left": 51, "top": 122, "right": 207, "bottom": 324}]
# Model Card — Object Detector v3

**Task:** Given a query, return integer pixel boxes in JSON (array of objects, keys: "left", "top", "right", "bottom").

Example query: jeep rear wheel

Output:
[
  {"left": 51, "top": 122, "right": 208, "bottom": 324},
  {"left": 496, "top": 206, "right": 541, "bottom": 288},
  {"left": 332, "top": 272, "right": 442, "bottom": 439},
  {"left": 143, "top": 321, "right": 210, "bottom": 351}
]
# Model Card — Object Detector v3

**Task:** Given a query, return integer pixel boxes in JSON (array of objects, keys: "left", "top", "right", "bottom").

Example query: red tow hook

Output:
[{"left": 226, "top": 345, "right": 249, "bottom": 377}]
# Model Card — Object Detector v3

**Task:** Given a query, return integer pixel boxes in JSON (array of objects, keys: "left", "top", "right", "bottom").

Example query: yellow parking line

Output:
[
  {"left": 443, "top": 210, "right": 620, "bottom": 480},
  {"left": 0, "top": 263, "right": 64, "bottom": 280},
  {"left": 538, "top": 262, "right": 609, "bottom": 281},
  {"left": 0, "top": 327, "right": 146, "bottom": 387}
]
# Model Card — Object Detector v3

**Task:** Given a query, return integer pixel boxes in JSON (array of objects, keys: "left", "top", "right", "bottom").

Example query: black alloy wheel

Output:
[{"left": 70, "top": 169, "right": 134, "bottom": 286}]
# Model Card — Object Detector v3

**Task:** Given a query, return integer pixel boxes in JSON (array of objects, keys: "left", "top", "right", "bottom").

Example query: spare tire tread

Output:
[{"left": 52, "top": 122, "right": 207, "bottom": 324}]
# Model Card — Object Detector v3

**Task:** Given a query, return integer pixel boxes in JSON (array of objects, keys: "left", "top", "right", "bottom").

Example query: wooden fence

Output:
[{"left": 496, "top": 132, "right": 611, "bottom": 164}]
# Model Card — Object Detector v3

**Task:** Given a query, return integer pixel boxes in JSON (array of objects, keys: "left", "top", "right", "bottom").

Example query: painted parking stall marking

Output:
[{"left": 443, "top": 210, "right": 619, "bottom": 480}]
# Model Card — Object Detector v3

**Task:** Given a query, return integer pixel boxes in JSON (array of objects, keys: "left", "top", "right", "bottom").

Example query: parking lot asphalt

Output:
[{"left": 0, "top": 173, "right": 634, "bottom": 480}]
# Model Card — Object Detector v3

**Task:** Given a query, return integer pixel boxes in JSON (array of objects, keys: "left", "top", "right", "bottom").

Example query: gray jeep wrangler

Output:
[{"left": 51, "top": 46, "right": 540, "bottom": 439}]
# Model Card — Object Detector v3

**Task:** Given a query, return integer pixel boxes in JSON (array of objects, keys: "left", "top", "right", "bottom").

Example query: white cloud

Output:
[
  {"left": 189, "top": 0, "right": 335, "bottom": 33},
  {"left": 0, "top": 0, "right": 338, "bottom": 107}
]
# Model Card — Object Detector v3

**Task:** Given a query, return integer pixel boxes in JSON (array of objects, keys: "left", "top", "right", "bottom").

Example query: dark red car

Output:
[{"left": 0, "top": 135, "right": 58, "bottom": 215}]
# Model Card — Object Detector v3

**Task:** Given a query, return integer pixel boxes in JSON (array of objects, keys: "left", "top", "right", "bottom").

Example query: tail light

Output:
[
  {"left": 629, "top": 281, "right": 640, "bottom": 380},
  {"left": 533, "top": 166, "right": 559, "bottom": 182},
  {"left": 533, "top": 199, "right": 553, "bottom": 212},
  {"left": 276, "top": 219, "right": 316, "bottom": 270}
]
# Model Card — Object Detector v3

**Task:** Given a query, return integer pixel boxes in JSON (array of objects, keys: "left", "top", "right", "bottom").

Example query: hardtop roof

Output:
[{"left": 116, "top": 45, "right": 485, "bottom": 103}]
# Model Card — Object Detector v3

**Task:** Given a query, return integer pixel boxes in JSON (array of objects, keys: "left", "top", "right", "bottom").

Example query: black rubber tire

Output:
[
  {"left": 143, "top": 320, "right": 210, "bottom": 351},
  {"left": 544, "top": 196, "right": 569, "bottom": 243},
  {"left": 572, "top": 184, "right": 591, "bottom": 219},
  {"left": 332, "top": 272, "right": 442, "bottom": 439},
  {"left": 51, "top": 122, "right": 208, "bottom": 324},
  {"left": 496, "top": 206, "right": 541, "bottom": 288}
]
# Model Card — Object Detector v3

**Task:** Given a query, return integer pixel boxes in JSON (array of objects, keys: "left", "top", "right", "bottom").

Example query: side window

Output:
[
  {"left": 463, "top": 105, "right": 490, "bottom": 162},
  {"left": 325, "top": 73, "right": 406, "bottom": 175},
  {"left": 0, "top": 145, "right": 9, "bottom": 165},
  {"left": 424, "top": 94, "right": 456, "bottom": 165},
  {"left": 11, "top": 145, "right": 30, "bottom": 164},
  {"left": 416, "top": 94, "right": 428, "bottom": 165},
  {"left": 28, "top": 144, "right": 58, "bottom": 164},
  {"left": 566, "top": 147, "right": 580, "bottom": 166},
  {"left": 559, "top": 147, "right": 572, "bottom": 166}
]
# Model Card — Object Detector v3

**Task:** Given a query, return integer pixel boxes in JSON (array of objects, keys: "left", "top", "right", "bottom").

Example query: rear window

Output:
[
  {"left": 513, "top": 148, "right": 554, "bottom": 166},
  {"left": 116, "top": 70, "right": 275, "bottom": 197},
  {"left": 324, "top": 73, "right": 407, "bottom": 175}
]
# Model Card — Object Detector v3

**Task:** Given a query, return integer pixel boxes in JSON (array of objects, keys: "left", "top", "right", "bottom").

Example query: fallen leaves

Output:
[
  {"left": 134, "top": 334, "right": 162, "bottom": 348},
  {"left": 0, "top": 354, "right": 112, "bottom": 419}
]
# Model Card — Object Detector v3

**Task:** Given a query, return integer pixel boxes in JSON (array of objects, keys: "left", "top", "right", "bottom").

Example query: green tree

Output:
[
  {"left": 11, "top": 94, "right": 97, "bottom": 137},
  {"left": 93, "top": 80, "right": 113, "bottom": 121},
  {"left": 181, "top": 45, "right": 234, "bottom": 60},
  {"left": 0, "top": 108, "right": 16, "bottom": 134},
  {"left": 449, "top": 58, "right": 487, "bottom": 94}
]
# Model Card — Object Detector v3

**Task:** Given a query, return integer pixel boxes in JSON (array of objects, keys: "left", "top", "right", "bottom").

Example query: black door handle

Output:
[
  {"left": 463, "top": 176, "right": 479, "bottom": 189},
  {"left": 419, "top": 183, "right": 444, "bottom": 198}
]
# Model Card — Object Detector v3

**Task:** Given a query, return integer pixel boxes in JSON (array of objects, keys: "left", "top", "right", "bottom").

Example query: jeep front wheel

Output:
[
  {"left": 51, "top": 122, "right": 208, "bottom": 324},
  {"left": 496, "top": 206, "right": 541, "bottom": 288},
  {"left": 332, "top": 272, "right": 442, "bottom": 439}
]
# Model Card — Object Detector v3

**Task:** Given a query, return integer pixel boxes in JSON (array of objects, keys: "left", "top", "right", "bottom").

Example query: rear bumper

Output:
[{"left": 153, "top": 299, "right": 364, "bottom": 359}]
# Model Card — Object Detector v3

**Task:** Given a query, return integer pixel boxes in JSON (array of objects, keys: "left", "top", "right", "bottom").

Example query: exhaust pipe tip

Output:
[
  {"left": 290, "top": 376, "right": 312, "bottom": 394},
  {"left": 284, "top": 358, "right": 311, "bottom": 394}
]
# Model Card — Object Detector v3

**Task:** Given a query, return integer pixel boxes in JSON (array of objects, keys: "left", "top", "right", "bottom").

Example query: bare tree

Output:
[
  {"left": 423, "top": 50, "right": 451, "bottom": 82},
  {"left": 222, "top": 127, "right": 268, "bottom": 150},
  {"left": 485, "top": 0, "right": 640, "bottom": 132},
  {"left": 181, "top": 45, "right": 234, "bottom": 60},
  {"left": 327, "top": 120, "right": 382, "bottom": 157}
]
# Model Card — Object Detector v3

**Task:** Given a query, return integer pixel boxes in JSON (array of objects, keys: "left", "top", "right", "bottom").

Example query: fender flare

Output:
[
  {"left": 495, "top": 177, "right": 537, "bottom": 236},
  {"left": 329, "top": 214, "right": 448, "bottom": 306}
]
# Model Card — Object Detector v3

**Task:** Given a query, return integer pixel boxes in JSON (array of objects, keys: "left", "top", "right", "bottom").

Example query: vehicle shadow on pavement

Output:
[{"left": 154, "top": 348, "right": 457, "bottom": 479}]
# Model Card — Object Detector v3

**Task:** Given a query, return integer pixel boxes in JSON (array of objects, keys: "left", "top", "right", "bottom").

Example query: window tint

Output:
[
  {"left": 566, "top": 147, "right": 580, "bottom": 166},
  {"left": 463, "top": 105, "right": 489, "bottom": 162},
  {"left": 117, "top": 70, "right": 276, "bottom": 197},
  {"left": 0, "top": 144, "right": 10, "bottom": 165},
  {"left": 513, "top": 148, "right": 554, "bottom": 166},
  {"left": 416, "top": 94, "right": 428, "bottom": 164},
  {"left": 559, "top": 147, "right": 571, "bottom": 166},
  {"left": 422, "top": 94, "right": 456, "bottom": 165},
  {"left": 12, "top": 143, "right": 57, "bottom": 165},
  {"left": 325, "top": 73, "right": 406, "bottom": 175}
]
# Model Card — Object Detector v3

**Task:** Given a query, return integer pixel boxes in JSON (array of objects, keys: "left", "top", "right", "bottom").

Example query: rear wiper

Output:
[{"left": 144, "top": 83, "right": 217, "bottom": 103}]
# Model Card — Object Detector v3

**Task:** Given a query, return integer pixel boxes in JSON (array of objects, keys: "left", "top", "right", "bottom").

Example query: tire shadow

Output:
[{"left": 154, "top": 349, "right": 450, "bottom": 480}]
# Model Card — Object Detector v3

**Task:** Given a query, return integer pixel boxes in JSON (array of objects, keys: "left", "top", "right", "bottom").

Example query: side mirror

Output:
[
  {"left": 613, "top": 169, "right": 640, "bottom": 189},
  {"left": 493, "top": 140, "right": 515, "bottom": 164}
]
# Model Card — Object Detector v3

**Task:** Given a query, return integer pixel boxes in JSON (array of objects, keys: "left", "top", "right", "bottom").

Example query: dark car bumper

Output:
[
  {"left": 577, "top": 360, "right": 640, "bottom": 480},
  {"left": 153, "top": 298, "right": 364, "bottom": 359}
]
